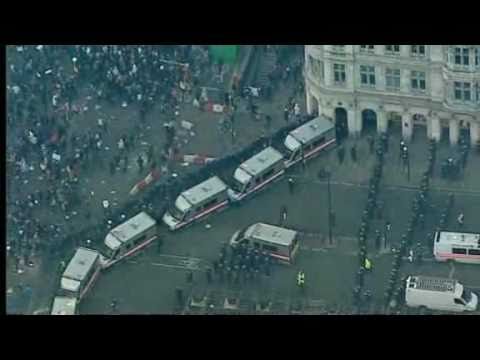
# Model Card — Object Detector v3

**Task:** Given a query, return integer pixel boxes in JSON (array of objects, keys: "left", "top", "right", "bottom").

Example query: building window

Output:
[
  {"left": 360, "top": 45, "right": 375, "bottom": 53},
  {"left": 333, "top": 63, "right": 346, "bottom": 85},
  {"left": 308, "top": 55, "right": 321, "bottom": 78},
  {"left": 411, "top": 71, "right": 426, "bottom": 91},
  {"left": 385, "top": 68, "right": 401, "bottom": 91},
  {"left": 454, "top": 81, "right": 471, "bottom": 101},
  {"left": 476, "top": 83, "right": 480, "bottom": 103},
  {"left": 411, "top": 45, "right": 426, "bottom": 57},
  {"left": 385, "top": 45, "right": 400, "bottom": 54},
  {"left": 360, "top": 65, "right": 375, "bottom": 87},
  {"left": 475, "top": 48, "right": 479, "bottom": 66},
  {"left": 454, "top": 47, "right": 469, "bottom": 65}
]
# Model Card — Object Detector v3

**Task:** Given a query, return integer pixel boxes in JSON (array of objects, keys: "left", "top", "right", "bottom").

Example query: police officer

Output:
[
  {"left": 364, "top": 258, "right": 372, "bottom": 272},
  {"left": 337, "top": 145, "right": 345, "bottom": 164},
  {"left": 288, "top": 177, "right": 295, "bottom": 195},
  {"left": 350, "top": 145, "right": 357, "bottom": 163},
  {"left": 297, "top": 270, "right": 305, "bottom": 291},
  {"left": 375, "top": 230, "right": 382, "bottom": 251},
  {"left": 186, "top": 270, "right": 193, "bottom": 284},
  {"left": 206, "top": 268, "right": 212, "bottom": 284}
]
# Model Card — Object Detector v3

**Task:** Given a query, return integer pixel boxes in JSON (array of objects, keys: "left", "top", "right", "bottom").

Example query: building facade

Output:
[{"left": 305, "top": 45, "right": 480, "bottom": 145}]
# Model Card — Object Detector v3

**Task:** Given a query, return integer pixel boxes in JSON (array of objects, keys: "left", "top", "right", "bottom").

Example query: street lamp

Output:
[{"left": 326, "top": 170, "right": 333, "bottom": 245}]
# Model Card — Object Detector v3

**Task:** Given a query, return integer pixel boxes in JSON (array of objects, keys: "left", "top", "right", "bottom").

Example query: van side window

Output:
[
  {"left": 125, "top": 242, "right": 132, "bottom": 250},
  {"left": 262, "top": 244, "right": 278, "bottom": 252},
  {"left": 454, "top": 298, "right": 464, "bottom": 305},
  {"left": 262, "top": 169, "right": 274, "bottom": 181},
  {"left": 133, "top": 234, "right": 147, "bottom": 246},
  {"left": 203, "top": 198, "right": 218, "bottom": 210},
  {"left": 468, "top": 249, "right": 480, "bottom": 256},
  {"left": 452, "top": 248, "right": 467, "bottom": 255},
  {"left": 312, "top": 137, "right": 325, "bottom": 148}
]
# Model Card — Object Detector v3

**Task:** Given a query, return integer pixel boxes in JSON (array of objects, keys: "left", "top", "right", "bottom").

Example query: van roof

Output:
[
  {"left": 239, "top": 147, "right": 284, "bottom": 177},
  {"left": 181, "top": 176, "right": 227, "bottom": 206},
  {"left": 437, "top": 231, "right": 480, "bottom": 247},
  {"left": 287, "top": 115, "right": 334, "bottom": 145},
  {"left": 407, "top": 276, "right": 458, "bottom": 293},
  {"left": 51, "top": 297, "right": 77, "bottom": 315},
  {"left": 109, "top": 212, "right": 157, "bottom": 243},
  {"left": 62, "top": 247, "right": 100, "bottom": 282},
  {"left": 244, "top": 223, "right": 297, "bottom": 247}
]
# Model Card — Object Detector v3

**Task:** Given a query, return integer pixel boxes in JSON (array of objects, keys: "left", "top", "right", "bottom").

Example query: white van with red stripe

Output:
[
  {"left": 230, "top": 223, "right": 300, "bottom": 265},
  {"left": 228, "top": 147, "right": 285, "bottom": 202},
  {"left": 433, "top": 231, "right": 480, "bottom": 264},
  {"left": 163, "top": 176, "right": 230, "bottom": 231},
  {"left": 59, "top": 247, "right": 102, "bottom": 301},
  {"left": 283, "top": 116, "right": 336, "bottom": 168},
  {"left": 103, "top": 212, "right": 158, "bottom": 268}
]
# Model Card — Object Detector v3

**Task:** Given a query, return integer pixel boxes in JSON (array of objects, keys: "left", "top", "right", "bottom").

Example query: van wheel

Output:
[{"left": 418, "top": 306, "right": 428, "bottom": 315}]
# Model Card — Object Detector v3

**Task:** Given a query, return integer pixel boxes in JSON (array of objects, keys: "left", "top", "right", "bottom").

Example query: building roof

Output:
[
  {"left": 51, "top": 297, "right": 77, "bottom": 315},
  {"left": 239, "top": 147, "right": 284, "bottom": 177},
  {"left": 109, "top": 212, "right": 157, "bottom": 244},
  {"left": 437, "top": 231, "right": 480, "bottom": 247},
  {"left": 62, "top": 247, "right": 100, "bottom": 282},
  {"left": 181, "top": 176, "right": 227, "bottom": 206},
  {"left": 407, "top": 276, "right": 458, "bottom": 293},
  {"left": 244, "top": 223, "right": 297, "bottom": 247},
  {"left": 287, "top": 115, "right": 334, "bottom": 146}
]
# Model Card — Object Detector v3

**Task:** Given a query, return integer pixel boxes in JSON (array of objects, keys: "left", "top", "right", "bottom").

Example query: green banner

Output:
[{"left": 209, "top": 45, "right": 239, "bottom": 64}]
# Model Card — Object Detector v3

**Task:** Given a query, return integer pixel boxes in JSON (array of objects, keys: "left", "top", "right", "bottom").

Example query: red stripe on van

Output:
[
  {"left": 79, "top": 266, "right": 101, "bottom": 301},
  {"left": 104, "top": 235, "right": 157, "bottom": 269},
  {"left": 436, "top": 252, "right": 480, "bottom": 259},
  {"left": 174, "top": 199, "right": 229, "bottom": 230},
  {"left": 285, "top": 138, "right": 336, "bottom": 168},
  {"left": 235, "top": 169, "right": 285, "bottom": 201}
]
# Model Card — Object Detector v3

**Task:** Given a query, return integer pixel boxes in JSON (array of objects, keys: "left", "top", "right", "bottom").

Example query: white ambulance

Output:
[{"left": 433, "top": 231, "right": 480, "bottom": 264}]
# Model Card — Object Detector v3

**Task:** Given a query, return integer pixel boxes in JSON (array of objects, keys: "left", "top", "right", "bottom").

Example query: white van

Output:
[
  {"left": 405, "top": 275, "right": 478, "bottom": 313},
  {"left": 60, "top": 247, "right": 102, "bottom": 301},
  {"left": 228, "top": 147, "right": 285, "bottom": 202},
  {"left": 163, "top": 176, "right": 229, "bottom": 231},
  {"left": 230, "top": 222, "right": 300, "bottom": 265},
  {"left": 51, "top": 296, "right": 77, "bottom": 315},
  {"left": 103, "top": 211, "right": 158, "bottom": 268},
  {"left": 283, "top": 116, "right": 336, "bottom": 168},
  {"left": 433, "top": 231, "right": 480, "bottom": 264}
]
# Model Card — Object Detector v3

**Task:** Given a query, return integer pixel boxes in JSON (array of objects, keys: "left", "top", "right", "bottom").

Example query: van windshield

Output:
[
  {"left": 169, "top": 205, "right": 186, "bottom": 222},
  {"left": 461, "top": 288, "right": 472, "bottom": 303}
]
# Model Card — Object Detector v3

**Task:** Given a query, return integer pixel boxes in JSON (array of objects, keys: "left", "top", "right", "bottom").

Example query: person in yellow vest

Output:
[
  {"left": 364, "top": 258, "right": 372, "bottom": 272},
  {"left": 297, "top": 270, "right": 305, "bottom": 289}
]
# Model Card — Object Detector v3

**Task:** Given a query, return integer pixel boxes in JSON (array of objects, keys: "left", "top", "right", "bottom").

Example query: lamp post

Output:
[{"left": 326, "top": 171, "right": 333, "bottom": 245}]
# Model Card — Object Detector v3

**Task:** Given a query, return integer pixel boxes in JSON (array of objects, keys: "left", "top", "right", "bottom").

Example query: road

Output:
[{"left": 79, "top": 145, "right": 480, "bottom": 313}]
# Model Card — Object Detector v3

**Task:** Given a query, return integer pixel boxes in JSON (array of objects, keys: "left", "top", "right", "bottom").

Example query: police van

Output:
[
  {"left": 103, "top": 211, "right": 158, "bottom": 268},
  {"left": 60, "top": 247, "right": 102, "bottom": 300},
  {"left": 229, "top": 222, "right": 300, "bottom": 265},
  {"left": 405, "top": 275, "right": 478, "bottom": 313},
  {"left": 433, "top": 230, "right": 480, "bottom": 264},
  {"left": 51, "top": 296, "right": 77, "bottom": 315},
  {"left": 283, "top": 115, "right": 336, "bottom": 168},
  {"left": 227, "top": 147, "right": 285, "bottom": 202},
  {"left": 163, "top": 176, "right": 229, "bottom": 231}
]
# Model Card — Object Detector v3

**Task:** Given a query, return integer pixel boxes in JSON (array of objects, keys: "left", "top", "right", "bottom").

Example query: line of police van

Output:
[{"left": 49, "top": 115, "right": 480, "bottom": 314}]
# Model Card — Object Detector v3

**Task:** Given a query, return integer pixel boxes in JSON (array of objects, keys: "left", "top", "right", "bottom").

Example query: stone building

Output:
[{"left": 304, "top": 45, "right": 480, "bottom": 145}]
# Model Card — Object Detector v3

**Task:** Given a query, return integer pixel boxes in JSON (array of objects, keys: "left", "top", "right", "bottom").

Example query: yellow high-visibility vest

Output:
[
  {"left": 364, "top": 258, "right": 372, "bottom": 270},
  {"left": 297, "top": 272, "right": 305, "bottom": 285}
]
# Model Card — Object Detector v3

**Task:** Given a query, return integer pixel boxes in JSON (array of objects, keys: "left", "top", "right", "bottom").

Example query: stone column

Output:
[
  {"left": 470, "top": 121, "right": 479, "bottom": 144},
  {"left": 449, "top": 118, "right": 459, "bottom": 145},
  {"left": 402, "top": 112, "right": 413, "bottom": 141},
  {"left": 306, "top": 89, "right": 314, "bottom": 115},
  {"left": 429, "top": 116, "right": 441, "bottom": 142},
  {"left": 377, "top": 110, "right": 388, "bottom": 134},
  {"left": 348, "top": 109, "right": 360, "bottom": 137}
]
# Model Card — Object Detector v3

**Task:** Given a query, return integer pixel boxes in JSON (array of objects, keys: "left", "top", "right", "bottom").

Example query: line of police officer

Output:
[
  {"left": 211, "top": 242, "right": 274, "bottom": 286},
  {"left": 383, "top": 138, "right": 438, "bottom": 311},
  {"left": 352, "top": 133, "right": 389, "bottom": 310}
]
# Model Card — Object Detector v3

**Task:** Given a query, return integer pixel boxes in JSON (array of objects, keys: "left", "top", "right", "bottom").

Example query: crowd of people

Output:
[
  {"left": 6, "top": 45, "right": 229, "bottom": 271},
  {"left": 7, "top": 45, "right": 305, "bottom": 277}
]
